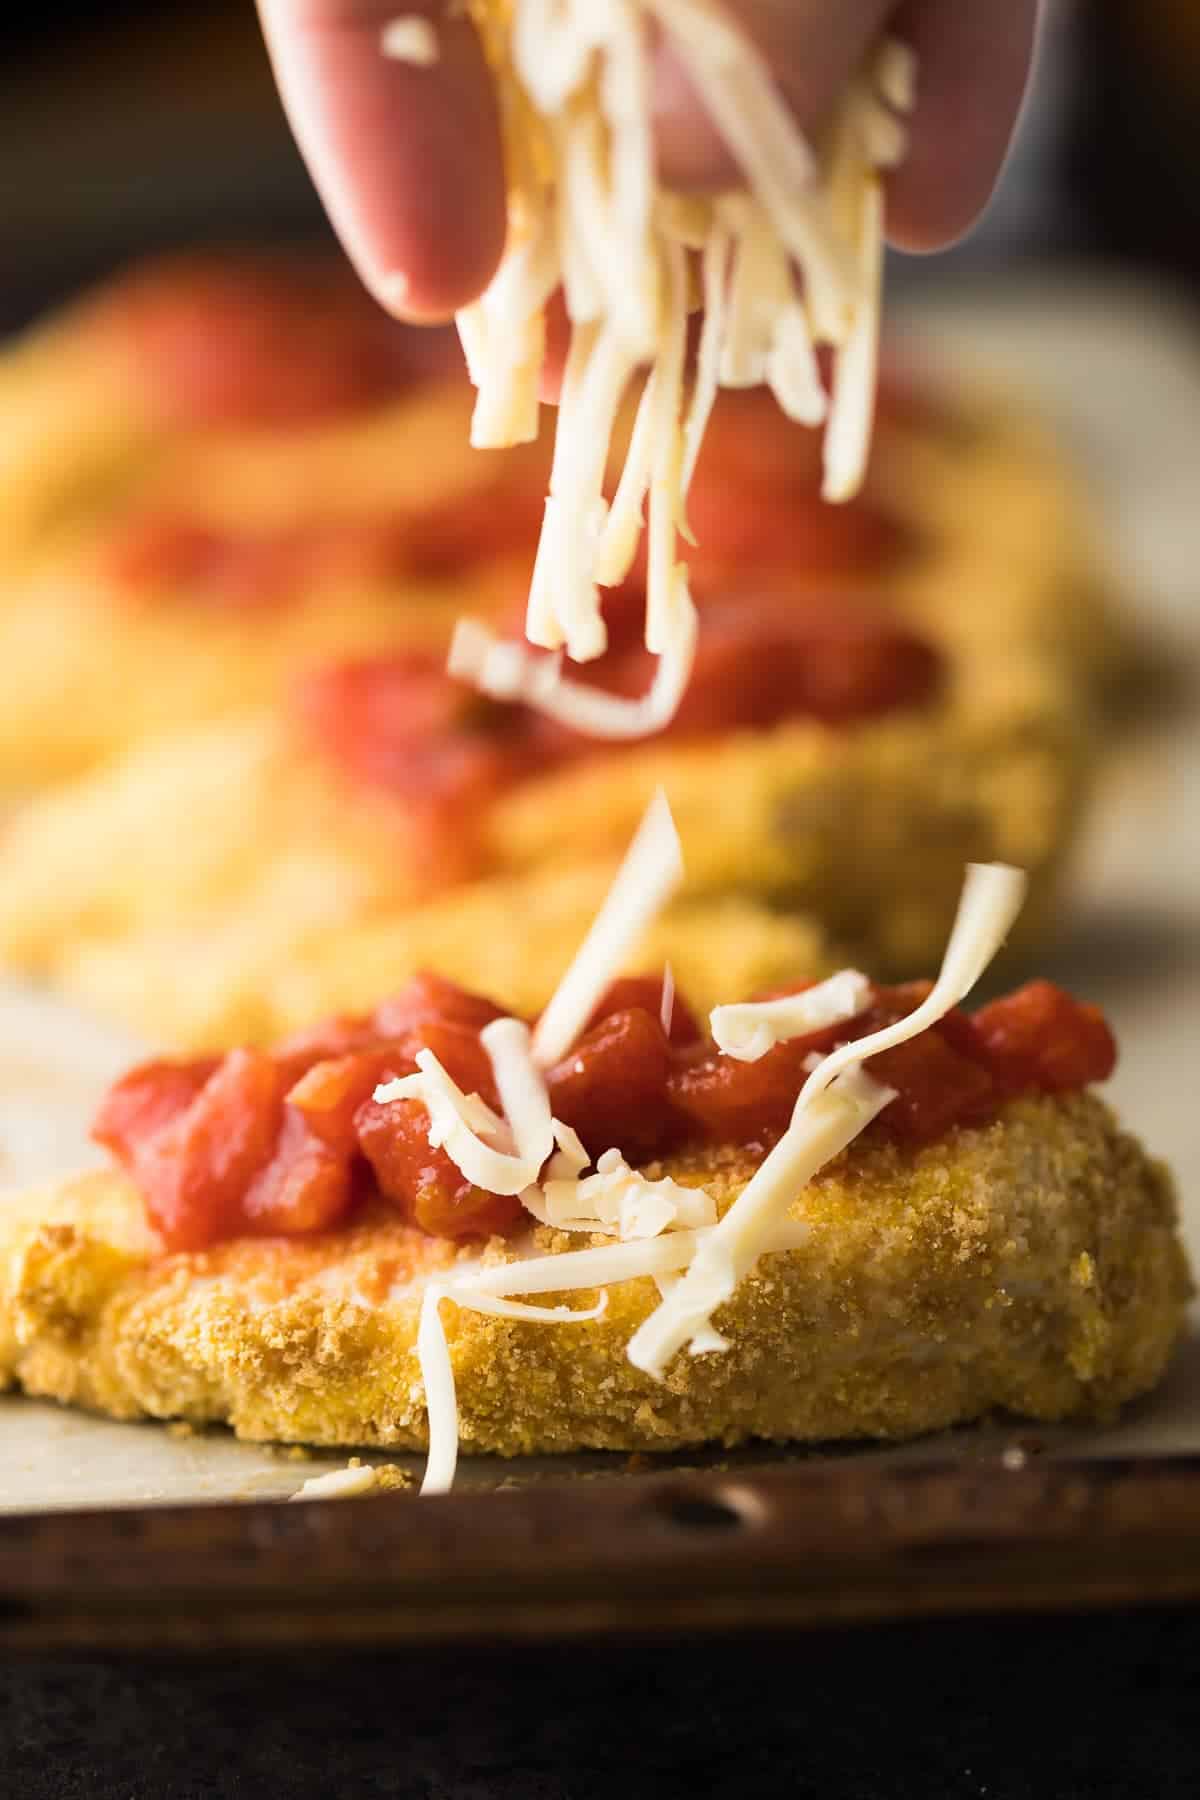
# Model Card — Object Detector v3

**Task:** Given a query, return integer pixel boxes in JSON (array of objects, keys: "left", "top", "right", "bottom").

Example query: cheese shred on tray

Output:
[{"left": 446, "top": 2, "right": 917, "bottom": 737}]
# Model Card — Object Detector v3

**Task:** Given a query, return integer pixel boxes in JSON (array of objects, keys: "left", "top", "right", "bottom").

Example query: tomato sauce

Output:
[
  {"left": 86, "top": 251, "right": 457, "bottom": 429},
  {"left": 294, "top": 588, "right": 943, "bottom": 840},
  {"left": 101, "top": 471, "right": 550, "bottom": 610},
  {"left": 94, "top": 971, "right": 1116, "bottom": 1254}
]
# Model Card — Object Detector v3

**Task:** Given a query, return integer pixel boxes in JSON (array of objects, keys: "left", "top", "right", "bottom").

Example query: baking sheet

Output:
[{"left": 1, "top": 270, "right": 1198, "bottom": 1512}]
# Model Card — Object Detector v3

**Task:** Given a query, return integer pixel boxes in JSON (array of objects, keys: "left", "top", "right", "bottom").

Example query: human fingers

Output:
[
  {"left": 884, "top": 0, "right": 1042, "bottom": 249},
  {"left": 257, "top": 0, "right": 507, "bottom": 318}
]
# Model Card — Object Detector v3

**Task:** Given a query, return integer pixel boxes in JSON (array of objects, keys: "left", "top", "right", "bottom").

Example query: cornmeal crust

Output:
[
  {"left": 0, "top": 643, "right": 1090, "bottom": 1047},
  {"left": 0, "top": 1095, "right": 1188, "bottom": 1454}
]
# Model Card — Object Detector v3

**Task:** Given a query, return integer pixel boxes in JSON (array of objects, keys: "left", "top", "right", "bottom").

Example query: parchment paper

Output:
[{"left": 1, "top": 271, "right": 1198, "bottom": 1510}]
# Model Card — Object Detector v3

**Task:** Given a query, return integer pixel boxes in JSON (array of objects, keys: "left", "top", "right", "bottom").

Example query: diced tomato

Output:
[
  {"left": 355, "top": 1096, "right": 524, "bottom": 1238},
  {"left": 371, "top": 973, "right": 509, "bottom": 1042},
  {"left": 667, "top": 1038, "right": 817, "bottom": 1146},
  {"left": 399, "top": 478, "right": 548, "bottom": 579},
  {"left": 287, "top": 1049, "right": 411, "bottom": 1156},
  {"left": 865, "top": 1031, "right": 999, "bottom": 1144},
  {"left": 92, "top": 1056, "right": 220, "bottom": 1163},
  {"left": 87, "top": 251, "right": 453, "bottom": 428},
  {"left": 132, "top": 1050, "right": 289, "bottom": 1253},
  {"left": 649, "top": 597, "right": 942, "bottom": 733},
  {"left": 240, "top": 1109, "right": 353, "bottom": 1236},
  {"left": 547, "top": 1008, "right": 675, "bottom": 1161},
  {"left": 583, "top": 976, "right": 702, "bottom": 1047},
  {"left": 971, "top": 981, "right": 1118, "bottom": 1093},
  {"left": 271, "top": 1013, "right": 384, "bottom": 1087},
  {"left": 94, "top": 956, "right": 1120, "bottom": 1255}
]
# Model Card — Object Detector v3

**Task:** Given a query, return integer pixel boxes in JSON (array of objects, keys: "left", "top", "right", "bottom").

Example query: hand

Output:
[{"left": 258, "top": 0, "right": 1041, "bottom": 322}]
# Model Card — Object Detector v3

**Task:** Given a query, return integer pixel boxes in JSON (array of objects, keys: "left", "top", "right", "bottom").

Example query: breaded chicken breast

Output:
[
  {"left": 0, "top": 374, "right": 542, "bottom": 790},
  {"left": 0, "top": 1094, "right": 1187, "bottom": 1454},
  {"left": 0, "top": 590, "right": 1091, "bottom": 1047},
  {"left": 0, "top": 248, "right": 456, "bottom": 569}
]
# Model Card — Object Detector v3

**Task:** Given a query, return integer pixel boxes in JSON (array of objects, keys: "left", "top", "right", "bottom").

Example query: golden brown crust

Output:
[
  {"left": 0, "top": 638, "right": 1091, "bottom": 1047},
  {"left": 0, "top": 379, "right": 532, "bottom": 789},
  {"left": 1, "top": 1095, "right": 1188, "bottom": 1456}
]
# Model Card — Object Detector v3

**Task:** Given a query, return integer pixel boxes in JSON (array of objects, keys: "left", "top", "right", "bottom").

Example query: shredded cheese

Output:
[
  {"left": 659, "top": 963, "right": 676, "bottom": 1039},
  {"left": 417, "top": 1220, "right": 810, "bottom": 1494},
  {"left": 531, "top": 787, "right": 684, "bottom": 1067},
  {"left": 523, "top": 1148, "right": 717, "bottom": 1238},
  {"left": 380, "top": 16, "right": 440, "bottom": 65},
  {"left": 710, "top": 970, "right": 872, "bottom": 1063},
  {"left": 397, "top": 804, "right": 1027, "bottom": 1492},
  {"left": 290, "top": 1462, "right": 382, "bottom": 1502},
  {"left": 444, "top": 4, "right": 917, "bottom": 739},
  {"left": 628, "top": 863, "right": 1028, "bottom": 1372}
]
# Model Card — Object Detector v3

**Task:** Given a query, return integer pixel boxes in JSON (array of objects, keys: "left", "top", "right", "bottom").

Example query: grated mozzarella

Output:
[
  {"left": 417, "top": 1219, "right": 811, "bottom": 1494},
  {"left": 380, "top": 15, "right": 440, "bottom": 65},
  {"left": 531, "top": 787, "right": 684, "bottom": 1067},
  {"left": 627, "top": 863, "right": 1028, "bottom": 1373},
  {"left": 710, "top": 969, "right": 872, "bottom": 1063},
  {"left": 399, "top": 805, "right": 1027, "bottom": 1490},
  {"left": 442, "top": 3, "right": 917, "bottom": 740},
  {"left": 375, "top": 1046, "right": 537, "bottom": 1196},
  {"left": 523, "top": 1147, "right": 718, "bottom": 1239}
]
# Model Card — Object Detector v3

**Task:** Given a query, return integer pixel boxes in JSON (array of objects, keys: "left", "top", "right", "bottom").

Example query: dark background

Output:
[{"left": 1, "top": 0, "right": 1199, "bottom": 334}]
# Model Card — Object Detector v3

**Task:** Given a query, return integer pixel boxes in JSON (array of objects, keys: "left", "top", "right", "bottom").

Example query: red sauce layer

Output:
[
  {"left": 101, "top": 475, "right": 549, "bottom": 609},
  {"left": 84, "top": 251, "right": 458, "bottom": 429},
  {"left": 94, "top": 972, "right": 1116, "bottom": 1254},
  {"left": 295, "top": 586, "right": 944, "bottom": 827}
]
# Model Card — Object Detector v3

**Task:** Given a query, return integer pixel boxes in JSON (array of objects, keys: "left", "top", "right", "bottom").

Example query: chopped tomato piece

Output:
[
  {"left": 584, "top": 976, "right": 702, "bottom": 1047},
  {"left": 86, "top": 251, "right": 449, "bottom": 427},
  {"left": 287, "top": 1050, "right": 411, "bottom": 1156},
  {"left": 240, "top": 1109, "right": 353, "bottom": 1237},
  {"left": 133, "top": 1050, "right": 289, "bottom": 1253},
  {"left": 866, "top": 1032, "right": 999, "bottom": 1144},
  {"left": 547, "top": 1008, "right": 675, "bottom": 1162},
  {"left": 371, "top": 973, "right": 507, "bottom": 1042},
  {"left": 399, "top": 478, "right": 548, "bottom": 579},
  {"left": 667, "top": 1038, "right": 817, "bottom": 1146},
  {"left": 355, "top": 1097, "right": 524, "bottom": 1238},
  {"left": 92, "top": 1057, "right": 220, "bottom": 1162},
  {"left": 971, "top": 982, "right": 1118, "bottom": 1093},
  {"left": 272, "top": 1013, "right": 384, "bottom": 1086}
]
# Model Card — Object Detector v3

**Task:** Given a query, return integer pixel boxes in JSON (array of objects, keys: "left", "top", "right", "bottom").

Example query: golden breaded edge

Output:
[{"left": 1, "top": 1094, "right": 1189, "bottom": 1456}]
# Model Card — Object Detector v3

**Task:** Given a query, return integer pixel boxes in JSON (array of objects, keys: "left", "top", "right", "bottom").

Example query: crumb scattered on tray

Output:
[{"left": 289, "top": 1458, "right": 415, "bottom": 1502}]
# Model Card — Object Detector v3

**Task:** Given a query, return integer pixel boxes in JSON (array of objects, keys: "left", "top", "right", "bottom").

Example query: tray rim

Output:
[{"left": 4, "top": 1450, "right": 1200, "bottom": 1652}]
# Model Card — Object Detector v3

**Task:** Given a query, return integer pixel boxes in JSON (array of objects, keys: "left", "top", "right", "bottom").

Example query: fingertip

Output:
[
  {"left": 260, "top": 0, "right": 507, "bottom": 320},
  {"left": 884, "top": 0, "right": 1040, "bottom": 253}
]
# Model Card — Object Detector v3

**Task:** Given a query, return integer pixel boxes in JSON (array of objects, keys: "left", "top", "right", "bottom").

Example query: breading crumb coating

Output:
[{"left": 1, "top": 1094, "right": 1188, "bottom": 1456}]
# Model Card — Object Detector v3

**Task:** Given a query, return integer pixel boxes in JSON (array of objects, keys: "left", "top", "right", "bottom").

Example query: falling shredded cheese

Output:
[
  {"left": 441, "top": 4, "right": 917, "bottom": 739},
  {"left": 659, "top": 963, "right": 676, "bottom": 1039},
  {"left": 531, "top": 787, "right": 684, "bottom": 1067},
  {"left": 380, "top": 16, "right": 440, "bottom": 65}
]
